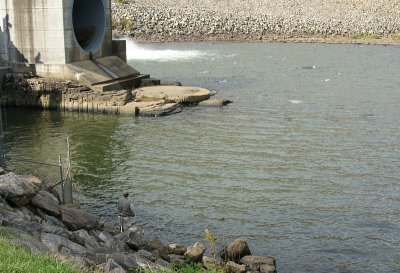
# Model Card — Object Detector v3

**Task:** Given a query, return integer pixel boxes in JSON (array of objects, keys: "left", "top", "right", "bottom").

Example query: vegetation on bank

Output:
[
  {"left": 0, "top": 238, "right": 222, "bottom": 273},
  {"left": 0, "top": 232, "right": 84, "bottom": 273},
  {"left": 0, "top": 227, "right": 217, "bottom": 273},
  {"left": 0, "top": 236, "right": 215, "bottom": 273}
]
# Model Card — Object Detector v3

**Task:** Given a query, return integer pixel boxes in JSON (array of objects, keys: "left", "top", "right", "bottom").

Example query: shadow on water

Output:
[{"left": 2, "top": 107, "right": 121, "bottom": 190}]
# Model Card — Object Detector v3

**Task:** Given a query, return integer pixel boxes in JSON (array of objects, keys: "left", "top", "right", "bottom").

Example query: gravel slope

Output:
[{"left": 112, "top": 0, "right": 400, "bottom": 44}]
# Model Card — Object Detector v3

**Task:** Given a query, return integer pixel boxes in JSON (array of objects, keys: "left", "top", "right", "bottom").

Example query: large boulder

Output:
[
  {"left": 20, "top": 175, "right": 42, "bottom": 187},
  {"left": 168, "top": 254, "right": 184, "bottom": 265},
  {"left": 98, "top": 230, "right": 129, "bottom": 253},
  {"left": 202, "top": 256, "right": 222, "bottom": 271},
  {"left": 80, "top": 251, "right": 108, "bottom": 266},
  {"left": 115, "top": 228, "right": 145, "bottom": 250},
  {"left": 101, "top": 259, "right": 127, "bottom": 273},
  {"left": 31, "top": 190, "right": 61, "bottom": 217},
  {"left": 0, "top": 226, "right": 49, "bottom": 254},
  {"left": 220, "top": 238, "right": 251, "bottom": 263},
  {"left": 55, "top": 253, "right": 95, "bottom": 271},
  {"left": 184, "top": 242, "right": 206, "bottom": 262},
  {"left": 14, "top": 206, "right": 37, "bottom": 221},
  {"left": 225, "top": 261, "right": 246, "bottom": 273},
  {"left": 131, "top": 252, "right": 170, "bottom": 271},
  {"left": 41, "top": 232, "right": 87, "bottom": 253},
  {"left": 240, "top": 255, "right": 276, "bottom": 273},
  {"left": 71, "top": 229, "right": 102, "bottom": 251},
  {"left": 155, "top": 258, "right": 171, "bottom": 268},
  {"left": 42, "top": 220, "right": 72, "bottom": 238},
  {"left": 144, "top": 238, "right": 170, "bottom": 261},
  {"left": 0, "top": 172, "right": 39, "bottom": 207},
  {"left": 60, "top": 206, "right": 100, "bottom": 231},
  {"left": 136, "top": 250, "right": 156, "bottom": 262},
  {"left": 106, "top": 253, "right": 140, "bottom": 272},
  {"left": 169, "top": 243, "right": 187, "bottom": 255},
  {"left": 39, "top": 214, "right": 72, "bottom": 238},
  {"left": 1, "top": 207, "right": 43, "bottom": 238},
  {"left": 2, "top": 215, "right": 43, "bottom": 238}
]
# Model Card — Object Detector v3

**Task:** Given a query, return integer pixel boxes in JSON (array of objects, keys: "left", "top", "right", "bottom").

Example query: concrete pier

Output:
[{"left": 0, "top": 0, "right": 144, "bottom": 90}]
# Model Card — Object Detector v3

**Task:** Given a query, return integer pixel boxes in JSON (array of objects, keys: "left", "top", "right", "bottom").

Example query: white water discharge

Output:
[
  {"left": 289, "top": 99, "right": 303, "bottom": 104},
  {"left": 124, "top": 38, "right": 208, "bottom": 61}
]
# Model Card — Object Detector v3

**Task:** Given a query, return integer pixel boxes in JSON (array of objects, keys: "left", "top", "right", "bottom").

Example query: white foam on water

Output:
[
  {"left": 124, "top": 39, "right": 208, "bottom": 61},
  {"left": 225, "top": 53, "right": 237, "bottom": 58},
  {"left": 289, "top": 100, "right": 303, "bottom": 104}
]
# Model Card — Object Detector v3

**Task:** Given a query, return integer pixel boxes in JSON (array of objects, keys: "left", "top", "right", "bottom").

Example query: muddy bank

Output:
[{"left": 112, "top": 0, "right": 400, "bottom": 45}]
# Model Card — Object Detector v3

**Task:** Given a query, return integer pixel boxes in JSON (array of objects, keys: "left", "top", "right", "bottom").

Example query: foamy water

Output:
[
  {"left": 124, "top": 38, "right": 208, "bottom": 61},
  {"left": 289, "top": 100, "right": 303, "bottom": 104}
]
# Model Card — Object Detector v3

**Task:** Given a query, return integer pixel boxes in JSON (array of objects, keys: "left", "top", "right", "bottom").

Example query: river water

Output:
[{"left": 3, "top": 41, "right": 400, "bottom": 273}]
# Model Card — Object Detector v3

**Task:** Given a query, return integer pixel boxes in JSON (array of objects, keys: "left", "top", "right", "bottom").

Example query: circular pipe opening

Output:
[{"left": 72, "top": 0, "right": 106, "bottom": 53}]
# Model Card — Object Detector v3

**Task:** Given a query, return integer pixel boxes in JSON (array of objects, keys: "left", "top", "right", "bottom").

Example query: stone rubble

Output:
[
  {"left": 112, "top": 0, "right": 400, "bottom": 44},
  {"left": 0, "top": 171, "right": 277, "bottom": 272}
]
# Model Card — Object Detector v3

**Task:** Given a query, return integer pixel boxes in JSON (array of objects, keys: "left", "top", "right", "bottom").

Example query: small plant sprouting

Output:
[{"left": 204, "top": 228, "right": 218, "bottom": 258}]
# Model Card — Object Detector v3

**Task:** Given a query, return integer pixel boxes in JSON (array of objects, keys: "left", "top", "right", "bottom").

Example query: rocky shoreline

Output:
[
  {"left": 0, "top": 170, "right": 277, "bottom": 273},
  {"left": 111, "top": 0, "right": 400, "bottom": 45}
]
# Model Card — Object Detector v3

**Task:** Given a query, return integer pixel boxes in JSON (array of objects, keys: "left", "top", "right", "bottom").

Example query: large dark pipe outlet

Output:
[{"left": 72, "top": 0, "right": 106, "bottom": 53}]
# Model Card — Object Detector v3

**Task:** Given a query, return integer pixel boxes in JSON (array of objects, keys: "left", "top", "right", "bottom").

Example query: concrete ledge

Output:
[{"left": 135, "top": 86, "right": 211, "bottom": 104}]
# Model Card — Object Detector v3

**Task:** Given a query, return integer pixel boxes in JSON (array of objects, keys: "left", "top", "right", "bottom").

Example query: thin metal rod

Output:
[
  {"left": 59, "top": 154, "right": 64, "bottom": 205},
  {"left": 7, "top": 156, "right": 60, "bottom": 167}
]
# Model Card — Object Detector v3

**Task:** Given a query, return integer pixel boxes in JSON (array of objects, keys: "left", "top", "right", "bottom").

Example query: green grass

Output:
[
  {"left": 0, "top": 235, "right": 84, "bottom": 273},
  {"left": 352, "top": 33, "right": 382, "bottom": 40},
  {"left": 393, "top": 32, "right": 400, "bottom": 39}
]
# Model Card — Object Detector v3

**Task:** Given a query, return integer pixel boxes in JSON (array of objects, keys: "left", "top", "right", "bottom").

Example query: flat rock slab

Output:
[{"left": 135, "top": 86, "right": 210, "bottom": 103}]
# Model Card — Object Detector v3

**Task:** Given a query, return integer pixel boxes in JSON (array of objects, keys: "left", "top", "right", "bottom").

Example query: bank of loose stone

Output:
[
  {"left": 0, "top": 171, "right": 277, "bottom": 272},
  {"left": 112, "top": 0, "right": 400, "bottom": 44}
]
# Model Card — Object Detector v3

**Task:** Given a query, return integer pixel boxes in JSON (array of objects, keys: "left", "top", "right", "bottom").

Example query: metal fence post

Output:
[
  {"left": 60, "top": 154, "right": 72, "bottom": 205},
  {"left": 59, "top": 155, "right": 65, "bottom": 204}
]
